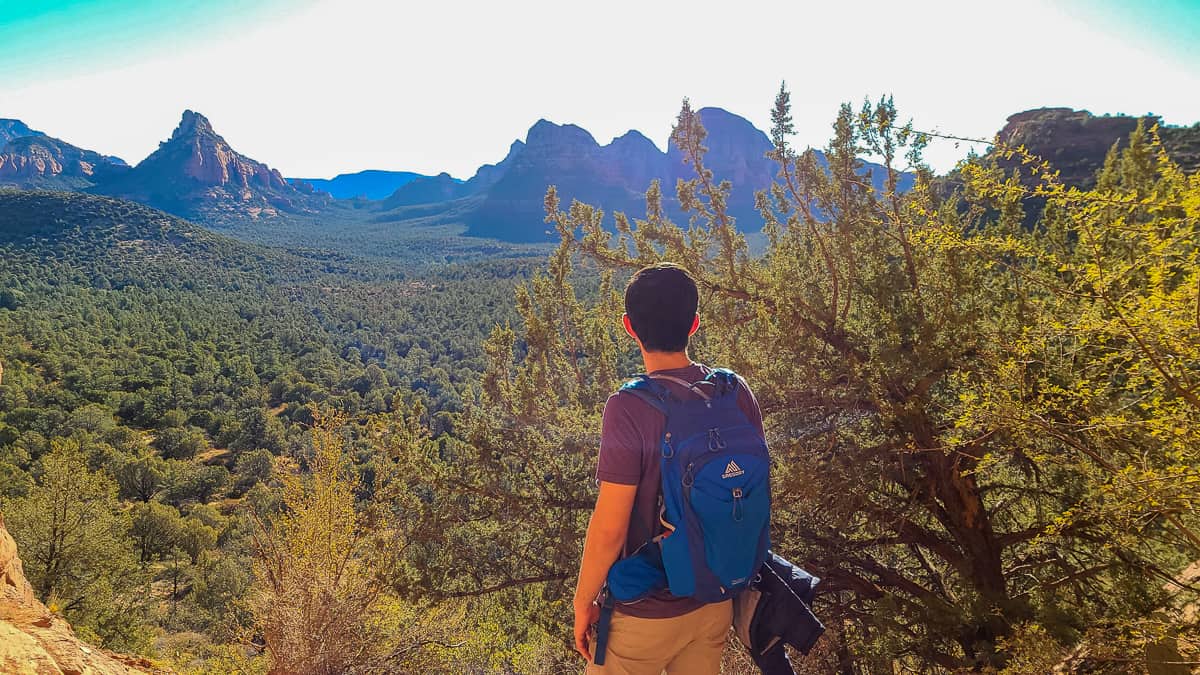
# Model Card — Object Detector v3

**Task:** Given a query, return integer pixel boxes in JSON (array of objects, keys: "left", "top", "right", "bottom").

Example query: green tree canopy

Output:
[{"left": 114, "top": 452, "right": 167, "bottom": 502}]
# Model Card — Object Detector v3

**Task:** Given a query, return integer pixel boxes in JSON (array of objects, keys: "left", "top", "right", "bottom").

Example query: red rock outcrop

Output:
[
  {"left": 94, "top": 110, "right": 328, "bottom": 221},
  {"left": 996, "top": 108, "right": 1200, "bottom": 189},
  {"left": 167, "top": 111, "right": 290, "bottom": 193},
  {"left": 0, "top": 136, "right": 127, "bottom": 187}
]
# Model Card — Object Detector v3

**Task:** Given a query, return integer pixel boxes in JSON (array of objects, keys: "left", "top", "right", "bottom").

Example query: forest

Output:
[
  {"left": 1, "top": 88, "right": 1198, "bottom": 674},
  {"left": 0, "top": 190, "right": 552, "bottom": 669}
]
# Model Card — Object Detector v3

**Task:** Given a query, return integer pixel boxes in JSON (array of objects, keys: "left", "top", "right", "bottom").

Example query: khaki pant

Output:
[{"left": 586, "top": 600, "right": 732, "bottom": 675}]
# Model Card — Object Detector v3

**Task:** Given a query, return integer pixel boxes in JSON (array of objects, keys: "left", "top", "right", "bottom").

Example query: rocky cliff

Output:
[
  {"left": 0, "top": 135, "right": 128, "bottom": 189},
  {"left": 996, "top": 107, "right": 1200, "bottom": 188},
  {"left": 464, "top": 118, "right": 646, "bottom": 240},
  {"left": 0, "top": 118, "right": 127, "bottom": 189},
  {"left": 0, "top": 515, "right": 162, "bottom": 675},
  {"left": 95, "top": 110, "right": 328, "bottom": 222}
]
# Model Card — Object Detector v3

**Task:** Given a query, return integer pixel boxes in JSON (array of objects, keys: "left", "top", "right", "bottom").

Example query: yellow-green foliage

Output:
[
  {"left": 249, "top": 414, "right": 378, "bottom": 673},
  {"left": 248, "top": 411, "right": 567, "bottom": 673}
]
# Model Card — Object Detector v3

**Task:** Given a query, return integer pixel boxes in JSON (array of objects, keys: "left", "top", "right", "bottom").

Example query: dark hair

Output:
[{"left": 624, "top": 263, "right": 699, "bottom": 352}]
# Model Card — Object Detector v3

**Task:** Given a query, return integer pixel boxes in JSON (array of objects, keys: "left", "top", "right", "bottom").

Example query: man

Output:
[{"left": 573, "top": 263, "right": 766, "bottom": 674}]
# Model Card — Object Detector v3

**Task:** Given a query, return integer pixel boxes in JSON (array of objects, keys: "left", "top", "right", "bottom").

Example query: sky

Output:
[{"left": 2, "top": 0, "right": 1198, "bottom": 179}]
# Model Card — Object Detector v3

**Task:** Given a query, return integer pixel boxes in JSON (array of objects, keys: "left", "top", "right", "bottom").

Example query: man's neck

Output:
[{"left": 641, "top": 350, "right": 693, "bottom": 373}]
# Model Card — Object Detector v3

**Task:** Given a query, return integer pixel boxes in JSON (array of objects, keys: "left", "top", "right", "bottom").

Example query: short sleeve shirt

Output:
[{"left": 597, "top": 362, "right": 765, "bottom": 618}]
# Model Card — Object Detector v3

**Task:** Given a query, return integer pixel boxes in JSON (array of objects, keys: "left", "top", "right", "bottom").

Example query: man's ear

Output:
[
  {"left": 622, "top": 314, "right": 638, "bottom": 341},
  {"left": 688, "top": 314, "right": 699, "bottom": 336}
]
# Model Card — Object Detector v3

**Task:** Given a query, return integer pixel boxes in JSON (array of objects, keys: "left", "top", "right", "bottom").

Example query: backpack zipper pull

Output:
[
  {"left": 707, "top": 428, "right": 726, "bottom": 451},
  {"left": 682, "top": 462, "right": 695, "bottom": 487},
  {"left": 662, "top": 432, "right": 674, "bottom": 458},
  {"left": 732, "top": 487, "right": 744, "bottom": 522}
]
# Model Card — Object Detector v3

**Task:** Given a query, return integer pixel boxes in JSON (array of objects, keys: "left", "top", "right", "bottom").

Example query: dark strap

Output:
[
  {"left": 620, "top": 374, "right": 671, "bottom": 393},
  {"left": 621, "top": 387, "right": 669, "bottom": 417},
  {"left": 620, "top": 369, "right": 731, "bottom": 414},
  {"left": 593, "top": 592, "right": 616, "bottom": 665},
  {"left": 647, "top": 373, "right": 713, "bottom": 400}
]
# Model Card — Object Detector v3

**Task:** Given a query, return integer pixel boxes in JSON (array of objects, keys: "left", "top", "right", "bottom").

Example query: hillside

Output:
[
  {"left": 0, "top": 119, "right": 45, "bottom": 147},
  {"left": 0, "top": 190, "right": 523, "bottom": 369},
  {"left": 0, "top": 135, "right": 128, "bottom": 189},
  {"left": 0, "top": 189, "right": 326, "bottom": 288},
  {"left": 376, "top": 171, "right": 468, "bottom": 205},
  {"left": 0, "top": 190, "right": 535, "bottom": 668},
  {"left": 0, "top": 119, "right": 127, "bottom": 189},
  {"left": 1, "top": 189, "right": 227, "bottom": 251}
]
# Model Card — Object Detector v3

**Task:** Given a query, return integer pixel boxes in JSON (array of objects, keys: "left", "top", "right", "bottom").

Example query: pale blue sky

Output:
[{"left": 2, "top": 0, "right": 1197, "bottom": 178}]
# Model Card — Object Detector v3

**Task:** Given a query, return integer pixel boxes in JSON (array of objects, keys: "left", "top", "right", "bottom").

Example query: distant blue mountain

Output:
[
  {"left": 381, "top": 140, "right": 525, "bottom": 210},
  {"left": 289, "top": 170, "right": 451, "bottom": 200}
]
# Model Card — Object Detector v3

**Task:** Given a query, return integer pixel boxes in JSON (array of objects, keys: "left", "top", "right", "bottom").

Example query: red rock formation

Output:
[
  {"left": 167, "top": 111, "right": 290, "bottom": 193},
  {"left": 996, "top": 108, "right": 1200, "bottom": 189},
  {"left": 95, "top": 110, "right": 328, "bottom": 222},
  {"left": 0, "top": 136, "right": 126, "bottom": 187}
]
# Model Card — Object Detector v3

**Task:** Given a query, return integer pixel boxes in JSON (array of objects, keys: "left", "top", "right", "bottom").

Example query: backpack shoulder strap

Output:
[
  {"left": 619, "top": 375, "right": 671, "bottom": 417},
  {"left": 704, "top": 368, "right": 741, "bottom": 398},
  {"left": 646, "top": 373, "right": 712, "bottom": 401}
]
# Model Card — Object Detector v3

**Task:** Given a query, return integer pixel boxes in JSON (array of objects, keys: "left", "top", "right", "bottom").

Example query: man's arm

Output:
[{"left": 572, "top": 480, "right": 637, "bottom": 661}]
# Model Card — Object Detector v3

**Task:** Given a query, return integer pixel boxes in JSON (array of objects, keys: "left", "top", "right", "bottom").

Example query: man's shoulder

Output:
[{"left": 731, "top": 371, "right": 755, "bottom": 394}]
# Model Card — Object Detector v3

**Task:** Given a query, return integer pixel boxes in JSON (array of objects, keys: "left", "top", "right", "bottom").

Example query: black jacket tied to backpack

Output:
[{"left": 732, "top": 551, "right": 825, "bottom": 675}]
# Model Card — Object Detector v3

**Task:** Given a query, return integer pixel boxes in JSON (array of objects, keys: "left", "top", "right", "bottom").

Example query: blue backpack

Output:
[{"left": 604, "top": 368, "right": 772, "bottom": 605}]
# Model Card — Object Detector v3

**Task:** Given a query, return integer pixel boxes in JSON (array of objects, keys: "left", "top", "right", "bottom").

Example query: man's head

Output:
[{"left": 623, "top": 263, "right": 699, "bottom": 353}]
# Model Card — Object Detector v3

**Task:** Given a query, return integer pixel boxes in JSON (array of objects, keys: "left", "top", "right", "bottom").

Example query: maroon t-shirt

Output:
[{"left": 597, "top": 362, "right": 765, "bottom": 618}]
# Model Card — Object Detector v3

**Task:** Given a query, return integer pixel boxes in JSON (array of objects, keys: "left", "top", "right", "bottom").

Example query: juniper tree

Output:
[{"left": 388, "top": 92, "right": 1199, "bottom": 672}]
